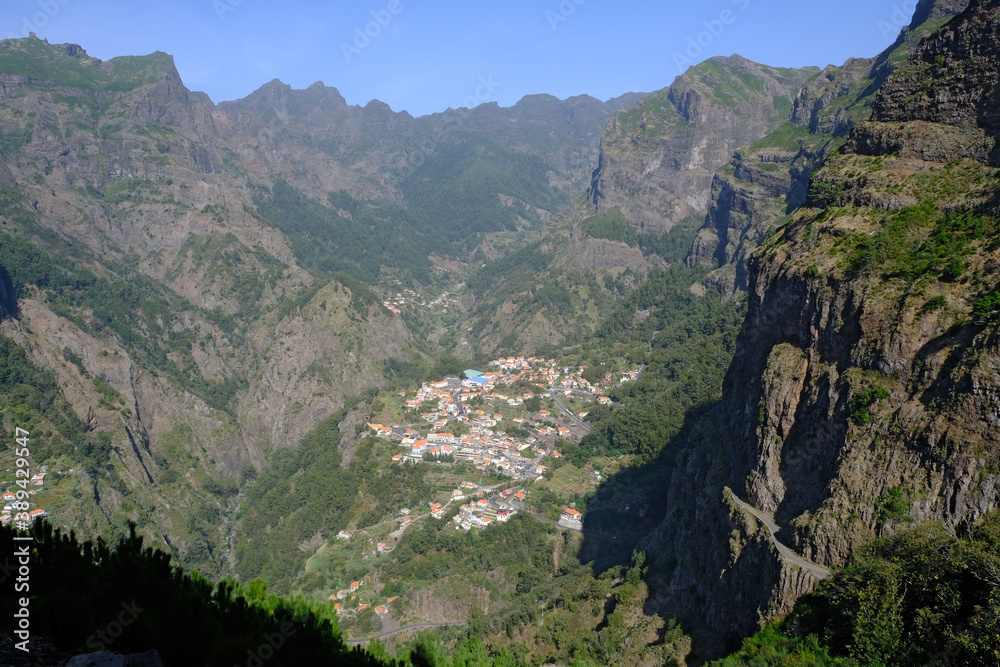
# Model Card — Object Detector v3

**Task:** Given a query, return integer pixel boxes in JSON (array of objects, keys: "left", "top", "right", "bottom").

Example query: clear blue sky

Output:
[{"left": 3, "top": 0, "right": 921, "bottom": 116}]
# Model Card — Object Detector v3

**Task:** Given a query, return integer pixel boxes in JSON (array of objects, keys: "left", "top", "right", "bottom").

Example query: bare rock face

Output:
[
  {"left": 242, "top": 280, "right": 413, "bottom": 453},
  {"left": 686, "top": 0, "right": 972, "bottom": 297},
  {"left": 635, "top": 2, "right": 998, "bottom": 655},
  {"left": 849, "top": 0, "right": 1000, "bottom": 164},
  {"left": 589, "top": 56, "right": 819, "bottom": 235},
  {"left": 872, "top": 0, "right": 1000, "bottom": 132},
  {"left": 721, "top": 0, "right": 1000, "bottom": 569}
]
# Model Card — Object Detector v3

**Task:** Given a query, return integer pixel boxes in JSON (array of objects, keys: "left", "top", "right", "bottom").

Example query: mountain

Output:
[
  {"left": 2, "top": 1, "right": 1000, "bottom": 662},
  {"left": 589, "top": 57, "right": 820, "bottom": 235},
  {"left": 590, "top": 0, "right": 1000, "bottom": 659},
  {"left": 0, "top": 35, "right": 644, "bottom": 577},
  {"left": 686, "top": 0, "right": 973, "bottom": 296}
]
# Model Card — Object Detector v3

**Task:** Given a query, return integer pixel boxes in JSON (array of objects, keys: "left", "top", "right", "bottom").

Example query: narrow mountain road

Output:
[
  {"left": 712, "top": 406, "right": 831, "bottom": 579},
  {"left": 346, "top": 622, "right": 467, "bottom": 645},
  {"left": 550, "top": 392, "right": 592, "bottom": 434},
  {"left": 526, "top": 511, "right": 619, "bottom": 542}
]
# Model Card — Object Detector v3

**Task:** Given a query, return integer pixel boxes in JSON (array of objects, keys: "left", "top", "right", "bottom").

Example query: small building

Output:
[{"left": 561, "top": 508, "right": 582, "bottom": 523}]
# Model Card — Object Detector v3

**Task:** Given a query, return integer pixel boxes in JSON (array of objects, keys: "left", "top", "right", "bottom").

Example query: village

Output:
[
  {"left": 0, "top": 465, "right": 50, "bottom": 527},
  {"left": 380, "top": 285, "right": 462, "bottom": 316},
  {"left": 319, "top": 475, "right": 590, "bottom": 625},
  {"left": 367, "top": 355, "right": 640, "bottom": 485}
]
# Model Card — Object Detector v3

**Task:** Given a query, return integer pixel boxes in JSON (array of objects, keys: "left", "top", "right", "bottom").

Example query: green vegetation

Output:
[
  {"left": 710, "top": 627, "right": 847, "bottom": 666},
  {"left": 0, "top": 38, "right": 169, "bottom": 92},
  {"left": 580, "top": 207, "right": 639, "bottom": 247},
  {"left": 0, "top": 521, "right": 388, "bottom": 666},
  {"left": 0, "top": 335, "right": 112, "bottom": 476},
  {"left": 466, "top": 244, "right": 552, "bottom": 294},
  {"left": 807, "top": 180, "right": 845, "bottom": 207},
  {"left": 874, "top": 485, "right": 911, "bottom": 526},
  {"left": 400, "top": 134, "right": 567, "bottom": 242},
  {"left": 0, "top": 222, "right": 244, "bottom": 413},
  {"left": 581, "top": 265, "right": 745, "bottom": 463},
  {"left": 378, "top": 521, "right": 688, "bottom": 665},
  {"left": 972, "top": 290, "right": 1000, "bottom": 324},
  {"left": 841, "top": 205, "right": 995, "bottom": 282},
  {"left": 713, "top": 514, "right": 1000, "bottom": 665},
  {"left": 746, "top": 122, "right": 812, "bottom": 154},
  {"left": 254, "top": 180, "right": 436, "bottom": 285},
  {"left": 235, "top": 401, "right": 434, "bottom": 593},
  {"left": 848, "top": 384, "right": 889, "bottom": 426}
]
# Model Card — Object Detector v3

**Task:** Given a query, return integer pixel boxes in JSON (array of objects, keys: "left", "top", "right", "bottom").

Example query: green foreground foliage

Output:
[
  {"left": 712, "top": 514, "right": 1000, "bottom": 666},
  {"left": 0, "top": 521, "right": 386, "bottom": 667}
]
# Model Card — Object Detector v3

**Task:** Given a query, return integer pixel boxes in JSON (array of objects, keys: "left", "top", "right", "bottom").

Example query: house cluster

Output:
[
  {"left": 380, "top": 288, "right": 426, "bottom": 316},
  {"left": 330, "top": 579, "right": 364, "bottom": 601},
  {"left": 426, "top": 291, "right": 461, "bottom": 311},
  {"left": 329, "top": 580, "right": 398, "bottom": 618},
  {"left": 374, "top": 355, "right": 616, "bottom": 478},
  {"left": 0, "top": 471, "right": 48, "bottom": 526},
  {"left": 452, "top": 488, "right": 524, "bottom": 531},
  {"left": 487, "top": 357, "right": 596, "bottom": 395},
  {"left": 391, "top": 425, "right": 550, "bottom": 481},
  {"left": 381, "top": 287, "right": 461, "bottom": 316}
]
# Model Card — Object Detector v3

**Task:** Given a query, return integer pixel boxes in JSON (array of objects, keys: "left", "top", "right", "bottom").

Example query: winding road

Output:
[
  {"left": 712, "top": 406, "right": 831, "bottom": 579},
  {"left": 550, "top": 392, "right": 592, "bottom": 434}
]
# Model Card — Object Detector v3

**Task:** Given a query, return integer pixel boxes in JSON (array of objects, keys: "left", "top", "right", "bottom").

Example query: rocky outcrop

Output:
[
  {"left": 589, "top": 56, "right": 819, "bottom": 235},
  {"left": 686, "top": 0, "right": 971, "bottom": 297},
  {"left": 688, "top": 153, "right": 806, "bottom": 296},
  {"left": 720, "top": 0, "right": 1000, "bottom": 570},
  {"left": 636, "top": 2, "right": 1000, "bottom": 655},
  {"left": 848, "top": 0, "right": 1000, "bottom": 164}
]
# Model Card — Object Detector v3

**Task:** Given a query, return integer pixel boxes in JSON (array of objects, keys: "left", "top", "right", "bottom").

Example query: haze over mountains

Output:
[{"left": 3, "top": 0, "right": 1000, "bottom": 664}]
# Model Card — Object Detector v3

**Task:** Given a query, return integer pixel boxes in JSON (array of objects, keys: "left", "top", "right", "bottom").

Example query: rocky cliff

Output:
[
  {"left": 631, "top": 0, "right": 1000, "bottom": 658},
  {"left": 589, "top": 57, "right": 819, "bottom": 235},
  {"left": 686, "top": 0, "right": 972, "bottom": 297}
]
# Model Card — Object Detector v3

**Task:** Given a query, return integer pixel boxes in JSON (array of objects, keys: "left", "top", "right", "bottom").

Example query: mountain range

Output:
[{"left": 2, "top": 0, "right": 1000, "bottom": 664}]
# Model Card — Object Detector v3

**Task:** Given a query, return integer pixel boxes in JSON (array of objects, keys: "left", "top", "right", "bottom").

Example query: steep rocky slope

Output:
[
  {"left": 727, "top": 0, "right": 1000, "bottom": 562},
  {"left": 687, "top": 0, "right": 971, "bottom": 296},
  {"left": 630, "top": 0, "right": 1000, "bottom": 658},
  {"left": 0, "top": 36, "right": 641, "bottom": 573},
  {"left": 589, "top": 57, "right": 819, "bottom": 235}
]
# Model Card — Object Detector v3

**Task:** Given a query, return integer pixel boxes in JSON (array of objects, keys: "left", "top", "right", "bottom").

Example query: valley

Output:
[{"left": 3, "top": 0, "right": 1000, "bottom": 664}]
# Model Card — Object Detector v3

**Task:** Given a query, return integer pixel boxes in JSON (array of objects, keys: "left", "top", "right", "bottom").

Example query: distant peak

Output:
[{"left": 262, "top": 78, "right": 291, "bottom": 91}]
